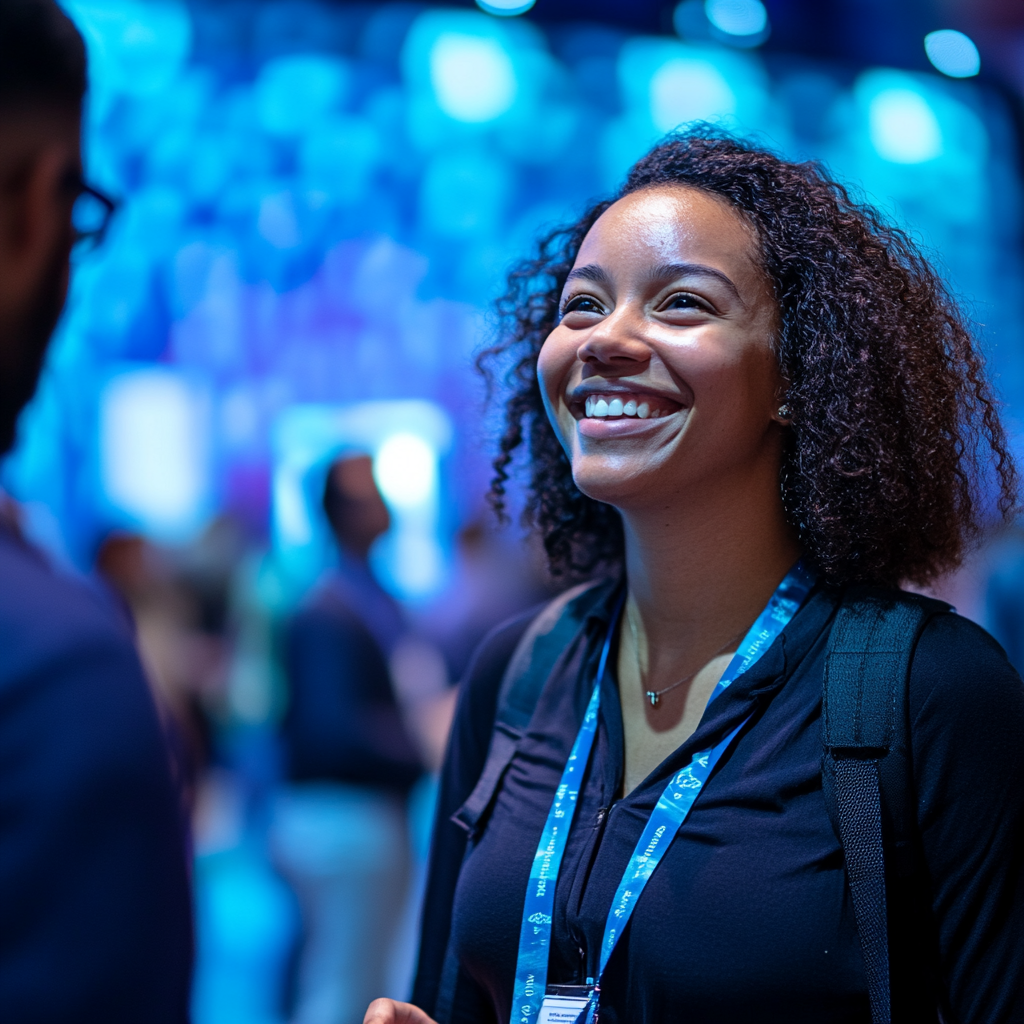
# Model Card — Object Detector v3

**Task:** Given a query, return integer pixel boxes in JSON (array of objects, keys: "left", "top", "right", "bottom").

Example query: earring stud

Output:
[{"left": 778, "top": 403, "right": 792, "bottom": 419}]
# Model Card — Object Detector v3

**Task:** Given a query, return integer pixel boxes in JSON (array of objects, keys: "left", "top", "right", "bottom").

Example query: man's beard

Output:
[{"left": 0, "top": 247, "right": 68, "bottom": 455}]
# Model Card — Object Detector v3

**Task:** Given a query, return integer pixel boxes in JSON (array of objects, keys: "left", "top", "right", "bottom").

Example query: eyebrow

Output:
[
  {"left": 648, "top": 262, "right": 742, "bottom": 301},
  {"left": 564, "top": 264, "right": 610, "bottom": 286},
  {"left": 564, "top": 261, "right": 742, "bottom": 303}
]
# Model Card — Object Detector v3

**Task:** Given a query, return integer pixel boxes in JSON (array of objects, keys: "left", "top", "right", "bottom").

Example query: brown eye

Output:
[
  {"left": 665, "top": 292, "right": 708, "bottom": 311},
  {"left": 561, "top": 294, "right": 605, "bottom": 317}
]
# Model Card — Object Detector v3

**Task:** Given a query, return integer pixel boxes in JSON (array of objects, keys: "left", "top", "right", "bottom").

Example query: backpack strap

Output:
[
  {"left": 822, "top": 586, "right": 950, "bottom": 1024},
  {"left": 450, "top": 577, "right": 613, "bottom": 838},
  {"left": 434, "top": 578, "right": 615, "bottom": 1022}
]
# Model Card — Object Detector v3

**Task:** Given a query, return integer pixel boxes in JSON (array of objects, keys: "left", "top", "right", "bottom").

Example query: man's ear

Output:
[{"left": 0, "top": 145, "right": 75, "bottom": 323}]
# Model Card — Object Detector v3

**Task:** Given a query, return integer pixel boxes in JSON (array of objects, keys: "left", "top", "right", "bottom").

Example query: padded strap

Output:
[
  {"left": 451, "top": 579, "right": 611, "bottom": 837},
  {"left": 496, "top": 579, "right": 610, "bottom": 731},
  {"left": 822, "top": 588, "right": 941, "bottom": 1024},
  {"left": 823, "top": 592, "right": 924, "bottom": 752}
]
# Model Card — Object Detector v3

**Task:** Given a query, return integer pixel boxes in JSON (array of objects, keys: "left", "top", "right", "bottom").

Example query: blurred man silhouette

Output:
[
  {"left": 273, "top": 453, "right": 422, "bottom": 1024},
  {"left": 0, "top": 1, "right": 192, "bottom": 1019}
]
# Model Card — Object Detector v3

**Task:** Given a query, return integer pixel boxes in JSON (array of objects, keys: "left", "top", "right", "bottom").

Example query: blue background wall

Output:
[{"left": 6, "top": 0, "right": 1022, "bottom": 589}]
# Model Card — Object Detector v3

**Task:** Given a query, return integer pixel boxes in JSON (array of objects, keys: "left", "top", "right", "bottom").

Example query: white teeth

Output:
[{"left": 582, "top": 394, "right": 668, "bottom": 420}]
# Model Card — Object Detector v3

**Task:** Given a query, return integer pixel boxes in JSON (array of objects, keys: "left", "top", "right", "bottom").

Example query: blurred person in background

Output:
[
  {"left": 0, "top": 0, "right": 193, "bottom": 1020},
  {"left": 272, "top": 452, "right": 423, "bottom": 1024},
  {"left": 94, "top": 524, "right": 237, "bottom": 811},
  {"left": 422, "top": 516, "right": 553, "bottom": 686}
]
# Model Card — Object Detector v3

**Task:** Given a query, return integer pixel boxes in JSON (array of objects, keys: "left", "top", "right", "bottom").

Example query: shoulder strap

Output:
[
  {"left": 434, "top": 578, "right": 613, "bottom": 1022},
  {"left": 450, "top": 578, "right": 612, "bottom": 838},
  {"left": 822, "top": 586, "right": 950, "bottom": 1024}
]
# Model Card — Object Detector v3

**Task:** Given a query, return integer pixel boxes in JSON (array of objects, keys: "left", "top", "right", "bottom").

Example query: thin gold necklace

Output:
[{"left": 626, "top": 605, "right": 745, "bottom": 708}]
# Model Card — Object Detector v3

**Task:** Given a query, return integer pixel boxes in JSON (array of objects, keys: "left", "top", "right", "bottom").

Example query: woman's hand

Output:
[{"left": 363, "top": 998, "right": 438, "bottom": 1024}]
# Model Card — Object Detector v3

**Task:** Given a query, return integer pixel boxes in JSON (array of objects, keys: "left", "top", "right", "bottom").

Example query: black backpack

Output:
[{"left": 439, "top": 580, "right": 951, "bottom": 1024}]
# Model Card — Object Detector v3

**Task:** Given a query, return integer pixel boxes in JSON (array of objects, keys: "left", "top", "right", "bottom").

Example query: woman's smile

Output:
[{"left": 571, "top": 381, "right": 686, "bottom": 437}]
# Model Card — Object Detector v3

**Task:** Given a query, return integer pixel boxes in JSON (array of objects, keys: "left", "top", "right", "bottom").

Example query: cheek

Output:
[
  {"left": 536, "top": 331, "right": 571, "bottom": 410},
  {"left": 686, "top": 334, "right": 778, "bottom": 406}
]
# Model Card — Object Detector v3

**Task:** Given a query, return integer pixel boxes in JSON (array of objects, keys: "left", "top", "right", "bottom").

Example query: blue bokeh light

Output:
[
  {"left": 925, "top": 29, "right": 981, "bottom": 79},
  {"left": 7, "top": 1, "right": 1014, "bottom": 595},
  {"left": 868, "top": 88, "right": 943, "bottom": 164},
  {"left": 704, "top": 0, "right": 768, "bottom": 38},
  {"left": 475, "top": 0, "right": 537, "bottom": 19}
]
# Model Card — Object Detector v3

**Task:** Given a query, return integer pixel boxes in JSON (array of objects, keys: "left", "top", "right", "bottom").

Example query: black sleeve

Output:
[
  {"left": 283, "top": 604, "right": 422, "bottom": 790},
  {"left": 909, "top": 613, "right": 1024, "bottom": 1023},
  {"left": 411, "top": 610, "right": 535, "bottom": 1017},
  {"left": 0, "top": 625, "right": 193, "bottom": 1022}
]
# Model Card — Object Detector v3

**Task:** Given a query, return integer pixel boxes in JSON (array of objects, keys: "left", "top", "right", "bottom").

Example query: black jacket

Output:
[{"left": 413, "top": 583, "right": 1024, "bottom": 1023}]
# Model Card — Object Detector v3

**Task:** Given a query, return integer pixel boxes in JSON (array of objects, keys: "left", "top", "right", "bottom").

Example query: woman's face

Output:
[{"left": 537, "top": 185, "right": 785, "bottom": 513}]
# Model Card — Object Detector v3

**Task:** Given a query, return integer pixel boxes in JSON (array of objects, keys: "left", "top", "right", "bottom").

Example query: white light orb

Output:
[
  {"left": 868, "top": 88, "right": 943, "bottom": 164},
  {"left": 374, "top": 433, "right": 437, "bottom": 511},
  {"left": 650, "top": 58, "right": 737, "bottom": 134},
  {"left": 429, "top": 32, "right": 518, "bottom": 123}
]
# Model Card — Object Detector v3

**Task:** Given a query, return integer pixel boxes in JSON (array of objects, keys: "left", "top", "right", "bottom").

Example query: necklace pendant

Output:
[{"left": 646, "top": 691, "right": 660, "bottom": 707}]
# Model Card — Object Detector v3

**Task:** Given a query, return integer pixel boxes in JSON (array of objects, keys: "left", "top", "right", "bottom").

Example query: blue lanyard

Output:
[
  {"left": 510, "top": 561, "right": 816, "bottom": 1024},
  {"left": 511, "top": 595, "right": 620, "bottom": 1024}
]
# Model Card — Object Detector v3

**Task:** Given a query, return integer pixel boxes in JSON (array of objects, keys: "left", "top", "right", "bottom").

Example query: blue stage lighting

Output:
[
  {"left": 10, "top": 0, "right": 1014, "bottom": 588},
  {"left": 650, "top": 57, "right": 737, "bottom": 132},
  {"left": 476, "top": 0, "right": 536, "bottom": 15},
  {"left": 420, "top": 150, "right": 511, "bottom": 239},
  {"left": 429, "top": 32, "right": 518, "bottom": 123},
  {"left": 99, "top": 367, "right": 211, "bottom": 541},
  {"left": 704, "top": 0, "right": 768, "bottom": 38},
  {"left": 924, "top": 30, "right": 981, "bottom": 79},
  {"left": 255, "top": 54, "right": 350, "bottom": 136},
  {"left": 868, "top": 87, "right": 942, "bottom": 164}
]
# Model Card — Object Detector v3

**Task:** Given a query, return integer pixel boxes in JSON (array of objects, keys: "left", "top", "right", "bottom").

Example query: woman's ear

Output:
[{"left": 770, "top": 383, "right": 793, "bottom": 425}]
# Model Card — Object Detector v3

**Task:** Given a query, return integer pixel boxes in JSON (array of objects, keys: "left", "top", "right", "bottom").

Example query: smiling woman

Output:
[{"left": 364, "top": 131, "right": 1024, "bottom": 1024}]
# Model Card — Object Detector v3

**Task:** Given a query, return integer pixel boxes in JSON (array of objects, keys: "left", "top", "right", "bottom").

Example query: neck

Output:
[{"left": 621, "top": 463, "right": 801, "bottom": 671}]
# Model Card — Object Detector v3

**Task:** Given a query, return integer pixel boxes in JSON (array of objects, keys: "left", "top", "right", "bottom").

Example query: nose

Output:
[{"left": 576, "top": 306, "right": 651, "bottom": 375}]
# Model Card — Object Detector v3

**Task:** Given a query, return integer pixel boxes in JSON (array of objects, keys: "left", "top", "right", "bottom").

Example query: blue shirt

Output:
[{"left": 413, "top": 582, "right": 1024, "bottom": 1023}]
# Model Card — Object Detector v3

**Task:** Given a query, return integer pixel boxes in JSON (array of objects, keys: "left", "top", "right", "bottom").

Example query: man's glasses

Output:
[{"left": 63, "top": 171, "right": 118, "bottom": 252}]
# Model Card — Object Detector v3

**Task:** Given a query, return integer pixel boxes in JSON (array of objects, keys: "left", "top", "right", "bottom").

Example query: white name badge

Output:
[{"left": 537, "top": 985, "right": 593, "bottom": 1024}]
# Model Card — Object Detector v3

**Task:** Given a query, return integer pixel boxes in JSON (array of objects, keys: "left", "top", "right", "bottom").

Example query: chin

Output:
[{"left": 571, "top": 457, "right": 652, "bottom": 509}]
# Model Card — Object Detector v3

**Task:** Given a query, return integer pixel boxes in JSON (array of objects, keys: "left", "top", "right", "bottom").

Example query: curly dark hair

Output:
[{"left": 479, "top": 129, "right": 1018, "bottom": 587}]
